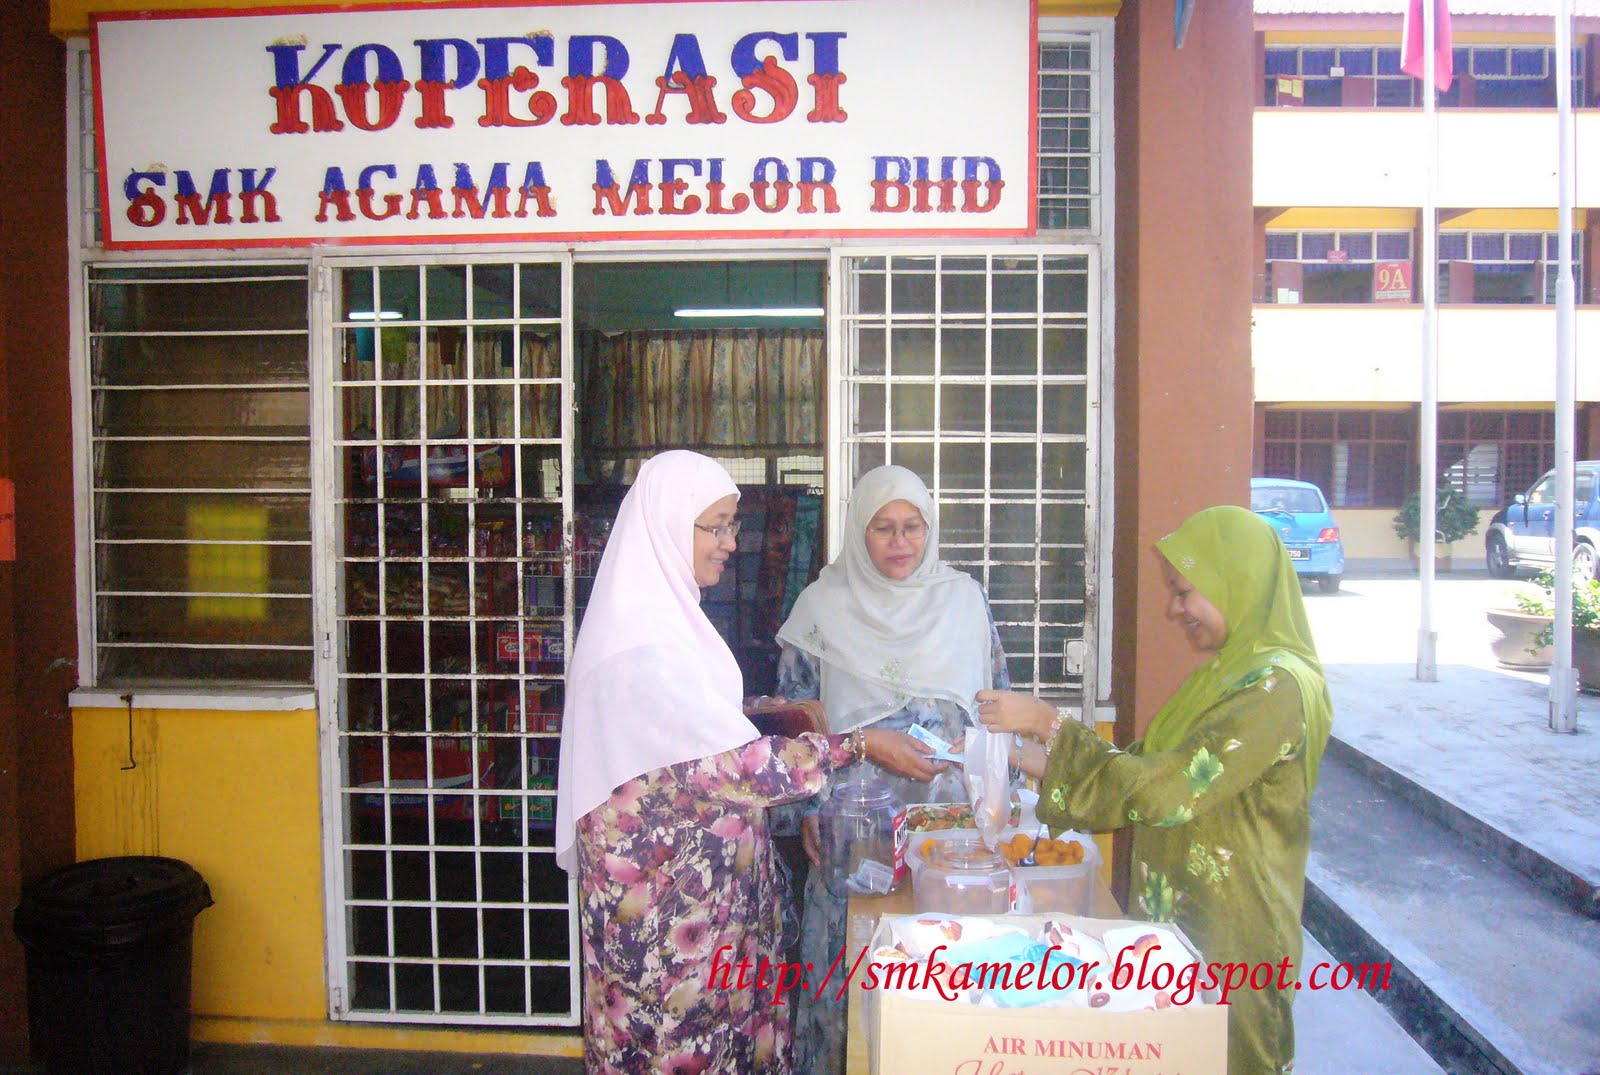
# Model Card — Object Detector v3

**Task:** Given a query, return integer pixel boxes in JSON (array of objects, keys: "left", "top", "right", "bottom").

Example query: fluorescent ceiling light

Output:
[
  {"left": 348, "top": 310, "right": 403, "bottom": 321},
  {"left": 674, "top": 306, "right": 824, "bottom": 318}
]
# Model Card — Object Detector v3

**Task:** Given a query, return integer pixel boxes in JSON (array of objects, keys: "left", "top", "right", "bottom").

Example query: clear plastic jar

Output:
[
  {"left": 914, "top": 840, "right": 1013, "bottom": 915},
  {"left": 817, "top": 769, "right": 906, "bottom": 897}
]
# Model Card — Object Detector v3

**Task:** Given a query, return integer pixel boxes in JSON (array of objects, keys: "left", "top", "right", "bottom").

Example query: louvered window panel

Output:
[{"left": 87, "top": 265, "right": 312, "bottom": 684}]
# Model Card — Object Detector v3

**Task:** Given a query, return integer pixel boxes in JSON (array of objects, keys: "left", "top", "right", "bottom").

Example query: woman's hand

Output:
[
  {"left": 861, "top": 728, "right": 948, "bottom": 782},
  {"left": 952, "top": 729, "right": 1047, "bottom": 780},
  {"left": 974, "top": 689, "right": 1058, "bottom": 740},
  {"left": 1014, "top": 740, "right": 1049, "bottom": 780},
  {"left": 801, "top": 814, "right": 822, "bottom": 866}
]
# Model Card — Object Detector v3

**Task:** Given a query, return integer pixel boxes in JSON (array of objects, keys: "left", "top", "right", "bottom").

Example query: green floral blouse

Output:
[{"left": 1039, "top": 669, "right": 1311, "bottom": 1075}]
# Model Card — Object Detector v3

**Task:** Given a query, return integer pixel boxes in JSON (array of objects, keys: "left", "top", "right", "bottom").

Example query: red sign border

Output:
[{"left": 91, "top": 0, "right": 1040, "bottom": 250}]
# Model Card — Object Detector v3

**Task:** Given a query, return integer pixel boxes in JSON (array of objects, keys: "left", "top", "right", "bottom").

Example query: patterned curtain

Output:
[{"left": 580, "top": 328, "right": 823, "bottom": 451}]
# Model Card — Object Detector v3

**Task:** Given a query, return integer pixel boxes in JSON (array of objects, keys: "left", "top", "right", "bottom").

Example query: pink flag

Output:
[{"left": 1402, "top": 0, "right": 1454, "bottom": 92}]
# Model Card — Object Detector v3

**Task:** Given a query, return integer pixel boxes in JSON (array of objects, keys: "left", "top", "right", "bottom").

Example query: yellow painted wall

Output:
[
  {"left": 1444, "top": 208, "right": 1587, "bottom": 230},
  {"left": 73, "top": 706, "right": 326, "bottom": 1021},
  {"left": 1265, "top": 207, "right": 1418, "bottom": 229},
  {"left": 1266, "top": 208, "right": 1590, "bottom": 231},
  {"left": 1092, "top": 719, "right": 1116, "bottom": 888},
  {"left": 1336, "top": 507, "right": 1491, "bottom": 563},
  {"left": 54, "top": 0, "right": 1118, "bottom": 36}
]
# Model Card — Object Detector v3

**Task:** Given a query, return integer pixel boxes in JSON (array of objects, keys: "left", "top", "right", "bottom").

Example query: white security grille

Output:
[
  {"left": 832, "top": 251, "right": 1099, "bottom": 701},
  {"left": 1038, "top": 32, "right": 1105, "bottom": 233},
  {"left": 326, "top": 259, "right": 579, "bottom": 1025},
  {"left": 87, "top": 264, "right": 313, "bottom": 684}
]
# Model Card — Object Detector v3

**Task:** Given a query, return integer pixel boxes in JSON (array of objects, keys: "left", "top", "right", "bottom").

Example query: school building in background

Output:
[{"left": 1253, "top": 0, "right": 1600, "bottom": 566}]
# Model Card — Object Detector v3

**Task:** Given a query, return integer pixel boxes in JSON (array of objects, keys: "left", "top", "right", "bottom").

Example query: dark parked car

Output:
[
  {"left": 1250, "top": 478, "right": 1346, "bottom": 593},
  {"left": 1484, "top": 461, "right": 1600, "bottom": 582}
]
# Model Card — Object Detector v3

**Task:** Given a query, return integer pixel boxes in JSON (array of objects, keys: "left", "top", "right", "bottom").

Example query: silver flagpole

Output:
[
  {"left": 1552, "top": 0, "right": 1579, "bottom": 732},
  {"left": 1417, "top": 0, "right": 1439, "bottom": 682}
]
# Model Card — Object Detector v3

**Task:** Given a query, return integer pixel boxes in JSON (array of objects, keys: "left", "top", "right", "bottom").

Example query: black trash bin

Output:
[{"left": 12, "top": 856, "right": 213, "bottom": 1075}]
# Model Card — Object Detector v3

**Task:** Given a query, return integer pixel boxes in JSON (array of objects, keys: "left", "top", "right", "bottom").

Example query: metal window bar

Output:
[
  {"left": 1038, "top": 31, "right": 1102, "bottom": 234},
  {"left": 326, "top": 259, "right": 578, "bottom": 1026},
  {"left": 832, "top": 251, "right": 1096, "bottom": 701},
  {"left": 87, "top": 265, "right": 313, "bottom": 685}
]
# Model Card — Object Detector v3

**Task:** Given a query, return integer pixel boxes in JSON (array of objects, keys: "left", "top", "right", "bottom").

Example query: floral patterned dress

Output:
[
  {"left": 1039, "top": 667, "right": 1313, "bottom": 1075},
  {"left": 576, "top": 732, "right": 858, "bottom": 1074}
]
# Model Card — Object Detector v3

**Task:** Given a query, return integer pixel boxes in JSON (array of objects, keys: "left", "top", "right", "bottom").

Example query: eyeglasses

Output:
[
  {"left": 866, "top": 521, "right": 928, "bottom": 542},
  {"left": 694, "top": 520, "right": 742, "bottom": 541}
]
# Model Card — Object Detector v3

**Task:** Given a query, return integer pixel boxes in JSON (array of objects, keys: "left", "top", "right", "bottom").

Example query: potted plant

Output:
[
  {"left": 1515, "top": 572, "right": 1600, "bottom": 692},
  {"left": 1391, "top": 487, "right": 1480, "bottom": 570},
  {"left": 1488, "top": 596, "right": 1553, "bottom": 669}
]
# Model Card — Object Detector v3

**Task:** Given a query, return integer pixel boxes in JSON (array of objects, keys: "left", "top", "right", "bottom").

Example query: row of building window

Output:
[
  {"left": 1263, "top": 231, "right": 1584, "bottom": 305},
  {"left": 1263, "top": 45, "right": 1584, "bottom": 109},
  {"left": 1261, "top": 409, "right": 1558, "bottom": 509},
  {"left": 1267, "top": 231, "right": 1576, "bottom": 264}
]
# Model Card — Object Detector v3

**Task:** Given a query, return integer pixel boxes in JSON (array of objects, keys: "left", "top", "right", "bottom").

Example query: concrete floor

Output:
[
  {"left": 187, "top": 1042, "right": 584, "bottom": 1073},
  {"left": 1299, "top": 572, "right": 1600, "bottom": 1073}
]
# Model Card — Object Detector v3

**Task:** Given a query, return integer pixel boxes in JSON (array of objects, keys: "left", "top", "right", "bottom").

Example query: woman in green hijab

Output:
[{"left": 976, "top": 505, "right": 1334, "bottom": 1074}]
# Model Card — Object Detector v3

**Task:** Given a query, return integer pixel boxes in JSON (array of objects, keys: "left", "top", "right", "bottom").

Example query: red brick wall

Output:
[
  {"left": 0, "top": 0, "right": 75, "bottom": 1062},
  {"left": 1114, "top": 0, "right": 1256, "bottom": 742}
]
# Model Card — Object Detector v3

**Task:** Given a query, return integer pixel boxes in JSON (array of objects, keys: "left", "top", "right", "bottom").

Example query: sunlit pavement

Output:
[
  {"left": 1303, "top": 568, "right": 1547, "bottom": 672},
  {"left": 1297, "top": 570, "right": 1600, "bottom": 1073},
  {"left": 1302, "top": 569, "right": 1600, "bottom": 886}
]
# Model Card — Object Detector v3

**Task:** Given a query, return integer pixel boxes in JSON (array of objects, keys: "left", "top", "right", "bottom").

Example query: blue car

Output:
[
  {"left": 1250, "top": 478, "right": 1346, "bottom": 593},
  {"left": 1484, "top": 460, "right": 1600, "bottom": 582}
]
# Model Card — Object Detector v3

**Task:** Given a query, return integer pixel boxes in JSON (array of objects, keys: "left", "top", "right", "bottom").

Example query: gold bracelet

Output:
[{"left": 849, "top": 728, "right": 868, "bottom": 760}]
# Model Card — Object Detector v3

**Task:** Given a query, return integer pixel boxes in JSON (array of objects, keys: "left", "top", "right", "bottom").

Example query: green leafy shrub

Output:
[
  {"left": 1513, "top": 571, "right": 1600, "bottom": 648},
  {"left": 1390, "top": 487, "right": 1480, "bottom": 544}
]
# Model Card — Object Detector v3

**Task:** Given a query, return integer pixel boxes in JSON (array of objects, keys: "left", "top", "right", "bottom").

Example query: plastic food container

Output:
[
  {"left": 913, "top": 841, "right": 1013, "bottom": 915},
  {"left": 999, "top": 828, "right": 1102, "bottom": 914},
  {"left": 906, "top": 827, "right": 979, "bottom": 879},
  {"left": 818, "top": 769, "right": 907, "bottom": 897}
]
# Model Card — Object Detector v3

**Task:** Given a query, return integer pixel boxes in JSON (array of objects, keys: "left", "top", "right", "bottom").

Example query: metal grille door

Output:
[
  {"left": 831, "top": 251, "right": 1100, "bottom": 702},
  {"left": 323, "top": 259, "right": 578, "bottom": 1025}
]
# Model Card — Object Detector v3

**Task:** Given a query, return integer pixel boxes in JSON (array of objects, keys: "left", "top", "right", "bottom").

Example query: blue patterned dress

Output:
[{"left": 776, "top": 610, "right": 1009, "bottom": 1075}]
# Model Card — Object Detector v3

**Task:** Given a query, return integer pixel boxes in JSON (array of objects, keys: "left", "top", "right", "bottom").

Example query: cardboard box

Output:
[{"left": 865, "top": 913, "right": 1227, "bottom": 1075}]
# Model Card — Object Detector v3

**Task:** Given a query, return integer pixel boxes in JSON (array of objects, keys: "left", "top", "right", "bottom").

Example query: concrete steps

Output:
[{"left": 1305, "top": 745, "right": 1600, "bottom": 1074}]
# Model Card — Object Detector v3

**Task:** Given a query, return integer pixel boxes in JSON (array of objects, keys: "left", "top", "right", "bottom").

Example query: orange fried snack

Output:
[{"left": 1004, "top": 836, "right": 1086, "bottom": 867}]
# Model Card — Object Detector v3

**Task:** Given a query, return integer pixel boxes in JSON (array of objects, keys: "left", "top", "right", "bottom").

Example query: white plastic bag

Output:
[{"left": 962, "top": 724, "right": 1012, "bottom": 849}]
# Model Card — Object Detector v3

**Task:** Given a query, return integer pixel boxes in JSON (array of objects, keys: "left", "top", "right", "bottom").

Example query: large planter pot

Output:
[
  {"left": 1408, "top": 541, "right": 1454, "bottom": 572},
  {"left": 1577, "top": 631, "right": 1600, "bottom": 694},
  {"left": 1486, "top": 608, "right": 1553, "bottom": 668}
]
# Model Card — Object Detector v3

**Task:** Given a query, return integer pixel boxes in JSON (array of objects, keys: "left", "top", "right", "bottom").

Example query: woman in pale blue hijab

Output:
[{"left": 776, "top": 465, "right": 1010, "bottom": 1075}]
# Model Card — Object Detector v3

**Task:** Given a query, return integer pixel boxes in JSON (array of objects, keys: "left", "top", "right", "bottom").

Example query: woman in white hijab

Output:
[
  {"left": 556, "top": 451, "right": 873, "bottom": 1074},
  {"left": 774, "top": 464, "right": 1010, "bottom": 1075}
]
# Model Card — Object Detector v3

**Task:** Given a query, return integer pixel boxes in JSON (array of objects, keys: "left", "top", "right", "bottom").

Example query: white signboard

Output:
[{"left": 92, "top": 0, "right": 1037, "bottom": 249}]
